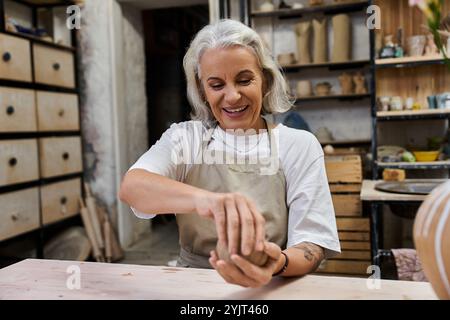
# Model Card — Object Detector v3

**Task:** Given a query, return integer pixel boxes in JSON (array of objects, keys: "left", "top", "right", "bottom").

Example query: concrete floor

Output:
[{"left": 120, "top": 218, "right": 180, "bottom": 266}]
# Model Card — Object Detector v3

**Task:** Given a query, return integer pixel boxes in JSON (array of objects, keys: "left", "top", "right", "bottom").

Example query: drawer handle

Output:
[
  {"left": 11, "top": 212, "right": 19, "bottom": 222},
  {"left": 60, "top": 197, "right": 67, "bottom": 215},
  {"left": 62, "top": 152, "right": 70, "bottom": 160},
  {"left": 60, "top": 196, "right": 68, "bottom": 205},
  {"left": 58, "top": 109, "right": 65, "bottom": 117},
  {"left": 53, "top": 62, "right": 61, "bottom": 71},
  {"left": 6, "top": 105, "right": 15, "bottom": 115},
  {"left": 9, "top": 157, "right": 17, "bottom": 167},
  {"left": 2, "top": 52, "right": 11, "bottom": 62}
]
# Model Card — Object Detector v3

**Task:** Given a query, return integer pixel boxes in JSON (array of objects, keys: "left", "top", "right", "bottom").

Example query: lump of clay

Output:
[{"left": 216, "top": 240, "right": 268, "bottom": 267}]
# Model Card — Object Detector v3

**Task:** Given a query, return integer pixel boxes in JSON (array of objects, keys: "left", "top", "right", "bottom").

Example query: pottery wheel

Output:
[{"left": 375, "top": 180, "right": 444, "bottom": 195}]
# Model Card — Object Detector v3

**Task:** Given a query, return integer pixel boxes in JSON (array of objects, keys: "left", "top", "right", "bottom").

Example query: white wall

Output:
[
  {"left": 121, "top": 4, "right": 152, "bottom": 242},
  {"left": 79, "top": 0, "right": 149, "bottom": 248}
]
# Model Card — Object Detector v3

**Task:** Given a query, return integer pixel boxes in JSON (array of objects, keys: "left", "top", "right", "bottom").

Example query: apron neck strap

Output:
[{"left": 203, "top": 117, "right": 277, "bottom": 157}]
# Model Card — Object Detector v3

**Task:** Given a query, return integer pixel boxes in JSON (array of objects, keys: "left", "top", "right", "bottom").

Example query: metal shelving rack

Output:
[
  {"left": 0, "top": 0, "right": 84, "bottom": 263},
  {"left": 220, "top": 0, "right": 449, "bottom": 269},
  {"left": 371, "top": 60, "right": 450, "bottom": 179},
  {"left": 367, "top": 0, "right": 450, "bottom": 266},
  {"left": 239, "top": 0, "right": 374, "bottom": 148}
]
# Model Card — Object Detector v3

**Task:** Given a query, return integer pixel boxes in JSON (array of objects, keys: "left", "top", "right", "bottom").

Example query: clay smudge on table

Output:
[
  {"left": 162, "top": 268, "right": 182, "bottom": 272},
  {"left": 121, "top": 272, "right": 133, "bottom": 276}
]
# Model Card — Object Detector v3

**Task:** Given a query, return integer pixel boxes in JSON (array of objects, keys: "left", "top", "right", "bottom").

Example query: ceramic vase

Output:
[
  {"left": 296, "top": 80, "right": 313, "bottom": 97},
  {"left": 413, "top": 181, "right": 450, "bottom": 299},
  {"left": 331, "top": 14, "right": 351, "bottom": 62},
  {"left": 295, "top": 21, "right": 312, "bottom": 64},
  {"left": 313, "top": 18, "right": 328, "bottom": 63}
]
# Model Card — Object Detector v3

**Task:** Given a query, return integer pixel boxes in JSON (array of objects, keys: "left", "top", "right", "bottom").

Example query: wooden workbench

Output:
[
  {"left": 360, "top": 180, "right": 429, "bottom": 202},
  {"left": 0, "top": 259, "right": 437, "bottom": 300}
]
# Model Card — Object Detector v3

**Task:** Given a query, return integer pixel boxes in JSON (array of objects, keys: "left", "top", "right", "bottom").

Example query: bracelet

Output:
[{"left": 272, "top": 252, "right": 289, "bottom": 276}]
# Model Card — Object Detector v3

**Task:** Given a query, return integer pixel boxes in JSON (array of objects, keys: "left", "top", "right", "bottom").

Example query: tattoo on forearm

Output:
[{"left": 293, "top": 242, "right": 325, "bottom": 271}]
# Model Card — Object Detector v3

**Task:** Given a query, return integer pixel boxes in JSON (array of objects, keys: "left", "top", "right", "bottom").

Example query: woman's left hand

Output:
[{"left": 209, "top": 241, "right": 282, "bottom": 288}]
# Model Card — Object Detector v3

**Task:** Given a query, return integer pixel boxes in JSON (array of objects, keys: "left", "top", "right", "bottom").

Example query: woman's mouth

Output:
[{"left": 222, "top": 105, "right": 249, "bottom": 118}]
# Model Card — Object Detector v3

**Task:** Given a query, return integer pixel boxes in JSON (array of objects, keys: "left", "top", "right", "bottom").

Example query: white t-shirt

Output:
[{"left": 128, "top": 119, "right": 341, "bottom": 258}]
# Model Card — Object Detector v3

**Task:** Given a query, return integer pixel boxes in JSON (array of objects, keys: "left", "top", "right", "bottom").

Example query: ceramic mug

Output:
[
  {"left": 406, "top": 97, "right": 414, "bottom": 110},
  {"left": 436, "top": 93, "right": 450, "bottom": 109},
  {"left": 427, "top": 95, "right": 437, "bottom": 109},
  {"left": 379, "top": 96, "right": 390, "bottom": 111},
  {"left": 390, "top": 96, "right": 403, "bottom": 111}
]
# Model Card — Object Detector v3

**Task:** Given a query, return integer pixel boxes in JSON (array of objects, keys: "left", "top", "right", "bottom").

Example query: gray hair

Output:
[{"left": 183, "top": 19, "right": 293, "bottom": 126}]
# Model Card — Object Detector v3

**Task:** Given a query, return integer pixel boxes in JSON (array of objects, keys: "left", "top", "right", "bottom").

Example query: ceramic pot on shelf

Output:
[
  {"left": 378, "top": 96, "right": 390, "bottom": 112},
  {"left": 313, "top": 18, "right": 328, "bottom": 63},
  {"left": 296, "top": 80, "right": 313, "bottom": 97},
  {"left": 315, "top": 82, "right": 332, "bottom": 96},
  {"left": 295, "top": 21, "right": 312, "bottom": 65},
  {"left": 331, "top": 14, "right": 351, "bottom": 62},
  {"left": 277, "top": 52, "right": 296, "bottom": 66},
  {"left": 259, "top": 0, "right": 274, "bottom": 12},
  {"left": 339, "top": 72, "right": 354, "bottom": 95},
  {"left": 407, "top": 35, "right": 426, "bottom": 57},
  {"left": 390, "top": 96, "right": 403, "bottom": 111}
]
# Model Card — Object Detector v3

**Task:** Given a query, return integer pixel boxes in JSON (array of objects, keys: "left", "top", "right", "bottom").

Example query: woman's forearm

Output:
[
  {"left": 275, "top": 242, "right": 325, "bottom": 277},
  {"left": 119, "top": 168, "right": 208, "bottom": 215}
]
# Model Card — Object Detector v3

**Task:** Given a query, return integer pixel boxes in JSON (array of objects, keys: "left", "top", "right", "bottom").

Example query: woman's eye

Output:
[
  {"left": 238, "top": 79, "right": 251, "bottom": 85},
  {"left": 210, "top": 84, "right": 224, "bottom": 90}
]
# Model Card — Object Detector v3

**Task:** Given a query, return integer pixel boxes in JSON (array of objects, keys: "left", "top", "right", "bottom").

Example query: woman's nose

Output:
[{"left": 224, "top": 86, "right": 241, "bottom": 104}]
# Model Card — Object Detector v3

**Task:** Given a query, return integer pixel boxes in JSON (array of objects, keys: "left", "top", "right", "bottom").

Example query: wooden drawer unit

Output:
[
  {"left": 33, "top": 44, "right": 75, "bottom": 88},
  {"left": 36, "top": 91, "right": 79, "bottom": 131},
  {"left": 0, "top": 188, "right": 40, "bottom": 241},
  {"left": 0, "top": 139, "right": 39, "bottom": 187},
  {"left": 40, "top": 178, "right": 81, "bottom": 225},
  {"left": 39, "top": 137, "right": 82, "bottom": 178},
  {"left": 0, "top": 87, "right": 37, "bottom": 133},
  {"left": 0, "top": 7, "right": 83, "bottom": 254},
  {"left": 0, "top": 33, "right": 32, "bottom": 82}
]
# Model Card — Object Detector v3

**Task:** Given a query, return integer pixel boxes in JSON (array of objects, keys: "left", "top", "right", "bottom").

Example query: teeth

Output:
[{"left": 226, "top": 106, "right": 247, "bottom": 113}]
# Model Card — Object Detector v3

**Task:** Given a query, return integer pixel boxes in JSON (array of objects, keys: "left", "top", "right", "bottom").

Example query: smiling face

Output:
[{"left": 199, "top": 46, "right": 266, "bottom": 131}]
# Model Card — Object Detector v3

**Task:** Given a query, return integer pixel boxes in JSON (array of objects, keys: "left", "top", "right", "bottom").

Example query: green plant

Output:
[{"left": 409, "top": 0, "right": 450, "bottom": 70}]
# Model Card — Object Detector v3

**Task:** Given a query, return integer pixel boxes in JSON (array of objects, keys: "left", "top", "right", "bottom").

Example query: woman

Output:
[{"left": 119, "top": 19, "right": 340, "bottom": 288}]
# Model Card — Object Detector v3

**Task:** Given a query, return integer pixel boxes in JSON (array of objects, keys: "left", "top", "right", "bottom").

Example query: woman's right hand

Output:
[{"left": 194, "top": 191, "right": 266, "bottom": 256}]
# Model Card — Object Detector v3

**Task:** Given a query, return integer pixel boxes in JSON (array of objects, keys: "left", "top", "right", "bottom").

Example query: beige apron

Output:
[{"left": 176, "top": 119, "right": 288, "bottom": 268}]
